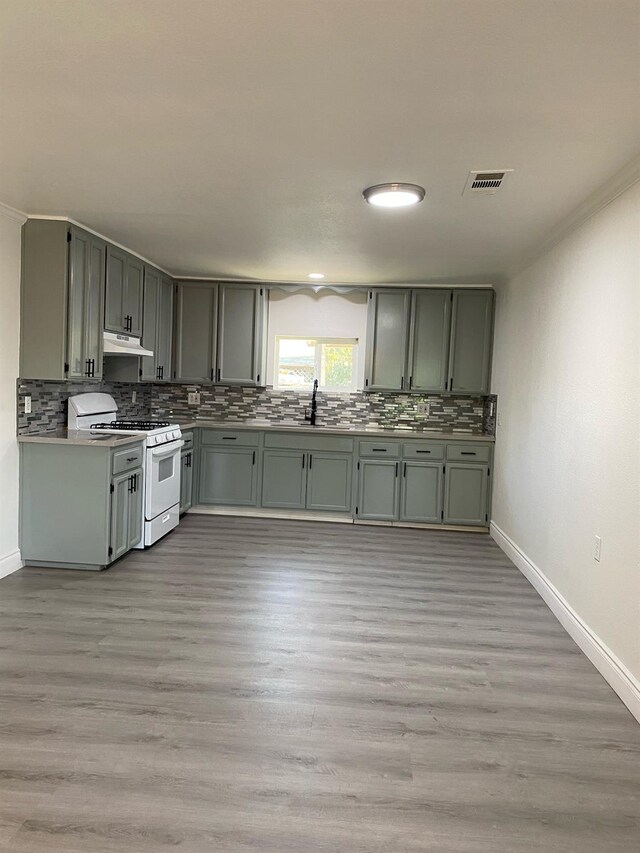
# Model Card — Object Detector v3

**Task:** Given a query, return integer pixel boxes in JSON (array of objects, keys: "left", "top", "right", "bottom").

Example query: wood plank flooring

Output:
[{"left": 0, "top": 515, "right": 638, "bottom": 852}]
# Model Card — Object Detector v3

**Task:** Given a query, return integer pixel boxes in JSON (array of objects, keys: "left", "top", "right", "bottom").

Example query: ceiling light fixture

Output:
[
  {"left": 363, "top": 182, "right": 425, "bottom": 208},
  {"left": 308, "top": 272, "right": 325, "bottom": 279}
]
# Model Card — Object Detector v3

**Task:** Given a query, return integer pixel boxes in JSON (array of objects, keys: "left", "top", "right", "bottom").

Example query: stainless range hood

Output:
[{"left": 103, "top": 331, "right": 154, "bottom": 357}]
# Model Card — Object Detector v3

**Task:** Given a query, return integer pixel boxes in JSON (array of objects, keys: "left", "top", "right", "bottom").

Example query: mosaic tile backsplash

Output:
[
  {"left": 18, "top": 379, "right": 495, "bottom": 436},
  {"left": 17, "top": 380, "right": 152, "bottom": 435}
]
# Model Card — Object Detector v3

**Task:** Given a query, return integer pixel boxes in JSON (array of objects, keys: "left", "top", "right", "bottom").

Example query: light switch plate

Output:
[
  {"left": 416, "top": 401, "right": 429, "bottom": 416},
  {"left": 24, "top": 395, "right": 32, "bottom": 414},
  {"left": 188, "top": 392, "right": 201, "bottom": 406},
  {"left": 594, "top": 535, "right": 602, "bottom": 562}
]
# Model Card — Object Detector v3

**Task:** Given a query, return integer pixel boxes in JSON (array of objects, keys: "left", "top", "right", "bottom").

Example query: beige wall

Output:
[
  {"left": 491, "top": 180, "right": 640, "bottom": 688},
  {"left": 0, "top": 204, "right": 25, "bottom": 577}
]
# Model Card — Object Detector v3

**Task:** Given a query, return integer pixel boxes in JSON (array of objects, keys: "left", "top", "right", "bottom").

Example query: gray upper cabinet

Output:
[
  {"left": 448, "top": 290, "right": 493, "bottom": 394},
  {"left": 156, "top": 274, "right": 174, "bottom": 381},
  {"left": 174, "top": 281, "right": 217, "bottom": 382},
  {"left": 217, "top": 284, "right": 266, "bottom": 385},
  {"left": 365, "top": 289, "right": 411, "bottom": 391},
  {"left": 141, "top": 267, "right": 173, "bottom": 382},
  {"left": 364, "top": 287, "right": 494, "bottom": 396},
  {"left": 408, "top": 289, "right": 451, "bottom": 392},
  {"left": 105, "top": 246, "right": 143, "bottom": 336},
  {"left": 20, "top": 220, "right": 105, "bottom": 381},
  {"left": 140, "top": 267, "right": 160, "bottom": 381}
]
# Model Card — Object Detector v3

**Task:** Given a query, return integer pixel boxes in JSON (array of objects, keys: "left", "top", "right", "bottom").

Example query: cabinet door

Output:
[
  {"left": 67, "top": 228, "right": 90, "bottom": 378},
  {"left": 84, "top": 236, "right": 106, "bottom": 380},
  {"left": 174, "top": 282, "right": 217, "bottom": 382},
  {"left": 443, "top": 463, "right": 489, "bottom": 526},
  {"left": 110, "top": 471, "right": 132, "bottom": 561},
  {"left": 127, "top": 468, "right": 144, "bottom": 549},
  {"left": 105, "top": 245, "right": 127, "bottom": 333},
  {"left": 400, "top": 461, "right": 443, "bottom": 523},
  {"left": 448, "top": 291, "right": 493, "bottom": 394},
  {"left": 261, "top": 449, "right": 306, "bottom": 509},
  {"left": 217, "top": 284, "right": 263, "bottom": 385},
  {"left": 365, "top": 289, "right": 410, "bottom": 391},
  {"left": 357, "top": 459, "right": 399, "bottom": 520},
  {"left": 180, "top": 450, "right": 193, "bottom": 513},
  {"left": 408, "top": 289, "right": 451, "bottom": 392},
  {"left": 156, "top": 275, "right": 174, "bottom": 382},
  {"left": 141, "top": 267, "right": 160, "bottom": 381},
  {"left": 199, "top": 446, "right": 258, "bottom": 506},
  {"left": 306, "top": 452, "right": 352, "bottom": 512},
  {"left": 125, "top": 255, "right": 144, "bottom": 337}
]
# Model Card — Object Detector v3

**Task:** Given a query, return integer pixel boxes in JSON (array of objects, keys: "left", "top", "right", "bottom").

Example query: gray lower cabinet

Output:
[
  {"left": 174, "top": 281, "right": 217, "bottom": 382},
  {"left": 110, "top": 467, "right": 143, "bottom": 560},
  {"left": 105, "top": 246, "right": 144, "bottom": 336},
  {"left": 180, "top": 449, "right": 194, "bottom": 514},
  {"left": 261, "top": 449, "right": 306, "bottom": 509},
  {"left": 448, "top": 290, "right": 494, "bottom": 394},
  {"left": 199, "top": 446, "right": 258, "bottom": 506},
  {"left": 400, "top": 461, "right": 443, "bottom": 523},
  {"left": 443, "top": 463, "right": 490, "bottom": 526},
  {"left": 20, "top": 220, "right": 105, "bottom": 381},
  {"left": 306, "top": 452, "right": 353, "bottom": 512},
  {"left": 357, "top": 459, "right": 399, "bottom": 520},
  {"left": 365, "top": 289, "right": 411, "bottom": 391},
  {"left": 20, "top": 439, "right": 145, "bottom": 570},
  {"left": 141, "top": 267, "right": 174, "bottom": 382}
]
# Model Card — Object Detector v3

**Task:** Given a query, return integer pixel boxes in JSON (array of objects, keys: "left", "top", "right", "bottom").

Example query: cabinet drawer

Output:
[
  {"left": 112, "top": 444, "right": 145, "bottom": 475},
  {"left": 446, "top": 443, "right": 491, "bottom": 463},
  {"left": 181, "top": 431, "right": 194, "bottom": 450},
  {"left": 264, "top": 432, "right": 354, "bottom": 453},
  {"left": 200, "top": 429, "right": 261, "bottom": 447},
  {"left": 359, "top": 440, "right": 401, "bottom": 458},
  {"left": 402, "top": 442, "right": 445, "bottom": 460}
]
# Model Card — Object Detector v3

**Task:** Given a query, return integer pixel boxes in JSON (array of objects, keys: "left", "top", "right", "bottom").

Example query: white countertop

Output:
[
  {"left": 177, "top": 419, "right": 495, "bottom": 442},
  {"left": 18, "top": 430, "right": 146, "bottom": 448}
]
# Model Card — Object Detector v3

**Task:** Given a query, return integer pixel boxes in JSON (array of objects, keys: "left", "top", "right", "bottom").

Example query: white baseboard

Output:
[
  {"left": 491, "top": 522, "right": 640, "bottom": 725},
  {"left": 0, "top": 549, "right": 23, "bottom": 581}
]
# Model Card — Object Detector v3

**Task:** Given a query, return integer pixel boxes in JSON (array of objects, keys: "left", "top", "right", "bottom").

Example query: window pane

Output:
[
  {"left": 277, "top": 338, "right": 316, "bottom": 388},
  {"left": 320, "top": 344, "right": 354, "bottom": 388}
]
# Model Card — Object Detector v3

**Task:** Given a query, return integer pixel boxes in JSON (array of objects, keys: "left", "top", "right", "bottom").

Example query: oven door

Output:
[{"left": 145, "top": 440, "right": 184, "bottom": 520}]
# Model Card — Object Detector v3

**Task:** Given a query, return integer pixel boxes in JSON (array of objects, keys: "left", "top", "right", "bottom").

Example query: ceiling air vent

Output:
[{"left": 463, "top": 169, "right": 513, "bottom": 196}]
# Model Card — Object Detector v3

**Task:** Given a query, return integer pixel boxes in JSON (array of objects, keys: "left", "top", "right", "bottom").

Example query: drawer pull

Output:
[
  {"left": 416, "top": 450, "right": 431, "bottom": 454},
  {"left": 372, "top": 448, "right": 387, "bottom": 452},
  {"left": 461, "top": 451, "right": 476, "bottom": 456},
  {"left": 126, "top": 456, "right": 137, "bottom": 463},
  {"left": 222, "top": 436, "right": 237, "bottom": 440}
]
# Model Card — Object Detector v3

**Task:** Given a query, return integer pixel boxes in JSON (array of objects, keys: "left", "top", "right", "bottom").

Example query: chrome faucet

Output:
[{"left": 304, "top": 379, "right": 319, "bottom": 426}]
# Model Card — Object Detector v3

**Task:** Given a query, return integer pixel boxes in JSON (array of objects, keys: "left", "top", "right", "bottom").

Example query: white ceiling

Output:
[{"left": 1, "top": 0, "right": 639, "bottom": 283}]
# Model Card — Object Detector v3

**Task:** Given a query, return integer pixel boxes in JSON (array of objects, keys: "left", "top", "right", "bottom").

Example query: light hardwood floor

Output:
[{"left": 0, "top": 515, "right": 638, "bottom": 852}]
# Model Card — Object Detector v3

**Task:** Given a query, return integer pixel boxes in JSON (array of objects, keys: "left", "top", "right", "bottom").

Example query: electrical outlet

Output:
[
  {"left": 24, "top": 395, "right": 31, "bottom": 414},
  {"left": 188, "top": 392, "right": 201, "bottom": 406},
  {"left": 416, "top": 401, "right": 430, "bottom": 417},
  {"left": 594, "top": 535, "right": 602, "bottom": 562},
  {"left": 131, "top": 390, "right": 137, "bottom": 404}
]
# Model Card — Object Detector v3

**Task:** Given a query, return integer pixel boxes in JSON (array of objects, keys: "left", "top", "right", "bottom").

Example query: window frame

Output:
[{"left": 274, "top": 335, "right": 359, "bottom": 393}]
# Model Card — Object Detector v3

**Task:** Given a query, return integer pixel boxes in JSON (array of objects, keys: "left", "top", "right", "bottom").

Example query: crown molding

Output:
[
  {"left": 26, "top": 215, "right": 173, "bottom": 277},
  {"left": 0, "top": 201, "right": 27, "bottom": 225},
  {"left": 174, "top": 276, "right": 496, "bottom": 289},
  {"left": 508, "top": 151, "right": 640, "bottom": 279}
]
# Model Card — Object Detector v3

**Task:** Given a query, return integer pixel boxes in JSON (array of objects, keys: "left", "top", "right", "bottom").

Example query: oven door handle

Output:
[{"left": 150, "top": 440, "right": 184, "bottom": 458}]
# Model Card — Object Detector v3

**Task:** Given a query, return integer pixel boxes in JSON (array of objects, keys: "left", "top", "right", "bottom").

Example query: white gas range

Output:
[{"left": 68, "top": 393, "right": 183, "bottom": 548}]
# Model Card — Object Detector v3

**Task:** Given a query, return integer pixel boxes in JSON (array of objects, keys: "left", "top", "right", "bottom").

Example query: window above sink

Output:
[{"left": 274, "top": 336, "right": 358, "bottom": 393}]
